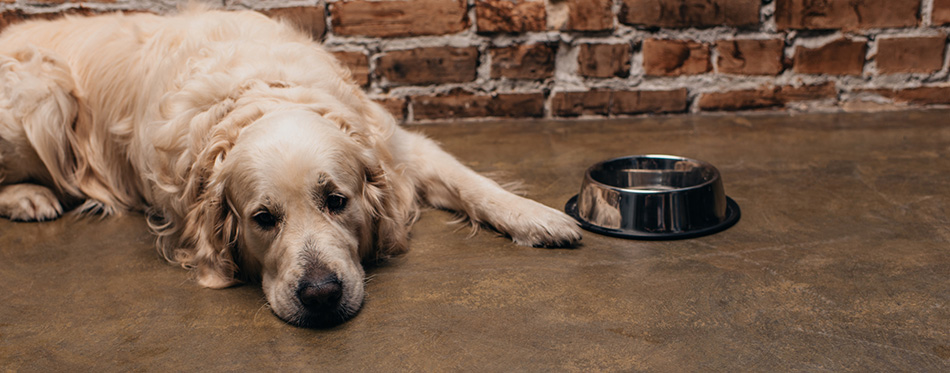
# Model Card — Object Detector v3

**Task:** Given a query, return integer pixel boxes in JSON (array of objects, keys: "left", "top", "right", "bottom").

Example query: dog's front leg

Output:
[
  {"left": 394, "top": 129, "right": 581, "bottom": 247},
  {"left": 0, "top": 48, "right": 78, "bottom": 222}
]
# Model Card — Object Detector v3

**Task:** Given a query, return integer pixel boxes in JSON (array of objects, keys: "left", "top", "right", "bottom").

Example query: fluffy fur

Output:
[{"left": 0, "top": 10, "right": 581, "bottom": 327}]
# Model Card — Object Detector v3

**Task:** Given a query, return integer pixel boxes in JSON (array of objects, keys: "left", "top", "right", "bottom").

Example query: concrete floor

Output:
[{"left": 2, "top": 110, "right": 949, "bottom": 371}]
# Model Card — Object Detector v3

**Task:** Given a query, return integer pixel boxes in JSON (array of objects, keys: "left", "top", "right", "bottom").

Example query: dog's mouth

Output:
[
  {"left": 271, "top": 277, "right": 365, "bottom": 328},
  {"left": 283, "top": 300, "right": 362, "bottom": 328}
]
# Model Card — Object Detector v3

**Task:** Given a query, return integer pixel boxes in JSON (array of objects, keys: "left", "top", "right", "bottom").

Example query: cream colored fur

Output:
[{"left": 0, "top": 10, "right": 581, "bottom": 327}]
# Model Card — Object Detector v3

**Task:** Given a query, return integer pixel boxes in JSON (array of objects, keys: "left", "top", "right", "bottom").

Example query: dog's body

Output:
[{"left": 0, "top": 10, "right": 580, "bottom": 327}]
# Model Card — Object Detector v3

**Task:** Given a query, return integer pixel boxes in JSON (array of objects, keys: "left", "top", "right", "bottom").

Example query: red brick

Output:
[
  {"left": 476, "top": 0, "right": 545, "bottom": 33},
  {"left": 1, "top": 8, "right": 107, "bottom": 29},
  {"left": 861, "top": 87, "right": 950, "bottom": 105},
  {"left": 262, "top": 6, "right": 326, "bottom": 41},
  {"left": 411, "top": 91, "right": 545, "bottom": 120},
  {"left": 716, "top": 38, "right": 785, "bottom": 75},
  {"left": 578, "top": 43, "right": 631, "bottom": 78},
  {"left": 30, "top": 0, "right": 108, "bottom": 2},
  {"left": 612, "top": 89, "right": 689, "bottom": 114},
  {"left": 0, "top": 10, "right": 28, "bottom": 32},
  {"left": 551, "top": 89, "right": 688, "bottom": 117},
  {"left": 562, "top": 0, "right": 614, "bottom": 31},
  {"left": 490, "top": 43, "right": 557, "bottom": 80},
  {"left": 775, "top": 82, "right": 837, "bottom": 102},
  {"left": 374, "top": 98, "right": 407, "bottom": 121},
  {"left": 331, "top": 51, "right": 370, "bottom": 87},
  {"left": 0, "top": 9, "right": 74, "bottom": 32},
  {"left": 699, "top": 89, "right": 782, "bottom": 111},
  {"left": 642, "top": 39, "right": 711, "bottom": 76},
  {"left": 876, "top": 36, "right": 946, "bottom": 75},
  {"left": 551, "top": 90, "right": 611, "bottom": 117},
  {"left": 793, "top": 39, "right": 867, "bottom": 76},
  {"left": 330, "top": 0, "right": 468, "bottom": 38},
  {"left": 699, "top": 83, "right": 837, "bottom": 111},
  {"left": 775, "top": 0, "right": 919, "bottom": 31},
  {"left": 23, "top": 0, "right": 118, "bottom": 4},
  {"left": 620, "top": 0, "right": 760, "bottom": 28},
  {"left": 376, "top": 47, "right": 478, "bottom": 85},
  {"left": 935, "top": 0, "right": 950, "bottom": 25}
]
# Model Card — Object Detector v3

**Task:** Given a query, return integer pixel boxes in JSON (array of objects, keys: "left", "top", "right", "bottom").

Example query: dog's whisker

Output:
[{"left": 253, "top": 300, "right": 272, "bottom": 323}]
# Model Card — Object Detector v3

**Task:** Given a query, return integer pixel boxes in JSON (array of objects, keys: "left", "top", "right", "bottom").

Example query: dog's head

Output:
[{"left": 180, "top": 108, "right": 412, "bottom": 327}]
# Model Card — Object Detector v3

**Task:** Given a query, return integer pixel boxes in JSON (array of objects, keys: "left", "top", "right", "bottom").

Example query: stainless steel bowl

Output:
[{"left": 565, "top": 155, "right": 740, "bottom": 240}]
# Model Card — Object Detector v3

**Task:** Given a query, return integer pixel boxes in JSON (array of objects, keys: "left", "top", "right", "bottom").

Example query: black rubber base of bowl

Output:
[{"left": 564, "top": 195, "right": 741, "bottom": 241}]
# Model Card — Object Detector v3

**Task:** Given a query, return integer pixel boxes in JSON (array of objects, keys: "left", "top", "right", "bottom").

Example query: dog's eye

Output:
[
  {"left": 326, "top": 194, "right": 348, "bottom": 213},
  {"left": 252, "top": 209, "right": 279, "bottom": 229}
]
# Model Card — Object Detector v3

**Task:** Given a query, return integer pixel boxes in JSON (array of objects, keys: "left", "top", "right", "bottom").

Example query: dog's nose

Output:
[{"left": 296, "top": 271, "right": 343, "bottom": 310}]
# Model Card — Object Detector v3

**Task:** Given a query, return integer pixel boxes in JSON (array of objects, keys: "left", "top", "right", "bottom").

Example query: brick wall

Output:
[{"left": 3, "top": 0, "right": 950, "bottom": 122}]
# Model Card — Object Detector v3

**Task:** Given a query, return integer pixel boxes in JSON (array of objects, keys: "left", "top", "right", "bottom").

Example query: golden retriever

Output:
[{"left": 0, "top": 9, "right": 581, "bottom": 327}]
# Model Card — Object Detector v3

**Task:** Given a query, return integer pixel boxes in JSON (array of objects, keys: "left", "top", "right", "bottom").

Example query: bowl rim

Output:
[{"left": 583, "top": 154, "right": 722, "bottom": 194}]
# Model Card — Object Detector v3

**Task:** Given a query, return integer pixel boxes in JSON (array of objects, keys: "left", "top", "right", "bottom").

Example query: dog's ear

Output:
[
  {"left": 173, "top": 111, "right": 255, "bottom": 289},
  {"left": 360, "top": 160, "right": 414, "bottom": 262},
  {"left": 181, "top": 179, "right": 241, "bottom": 289}
]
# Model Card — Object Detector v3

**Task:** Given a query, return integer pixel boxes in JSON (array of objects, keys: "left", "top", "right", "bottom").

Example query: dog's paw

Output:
[
  {"left": 500, "top": 198, "right": 582, "bottom": 248},
  {"left": 0, "top": 184, "right": 64, "bottom": 221}
]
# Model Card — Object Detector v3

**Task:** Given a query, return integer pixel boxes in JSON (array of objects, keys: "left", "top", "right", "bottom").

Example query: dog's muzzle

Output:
[
  {"left": 296, "top": 270, "right": 343, "bottom": 311},
  {"left": 287, "top": 262, "right": 355, "bottom": 328}
]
